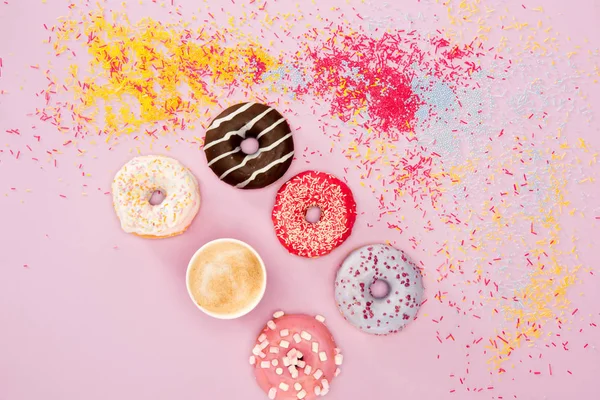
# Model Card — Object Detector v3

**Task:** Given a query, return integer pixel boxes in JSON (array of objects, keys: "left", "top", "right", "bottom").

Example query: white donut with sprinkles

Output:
[
  {"left": 112, "top": 155, "right": 201, "bottom": 238},
  {"left": 334, "top": 244, "right": 425, "bottom": 335}
]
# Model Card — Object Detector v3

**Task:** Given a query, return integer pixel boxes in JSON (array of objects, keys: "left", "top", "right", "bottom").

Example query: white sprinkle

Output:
[
  {"left": 294, "top": 383, "right": 302, "bottom": 391},
  {"left": 282, "top": 357, "right": 291, "bottom": 367},
  {"left": 313, "top": 369, "right": 323, "bottom": 380},
  {"left": 293, "top": 333, "right": 301, "bottom": 343},
  {"left": 269, "top": 347, "right": 280, "bottom": 354},
  {"left": 312, "top": 342, "right": 319, "bottom": 353},
  {"left": 315, "top": 315, "right": 326, "bottom": 323},
  {"left": 280, "top": 329, "right": 290, "bottom": 337},
  {"left": 267, "top": 320, "right": 276, "bottom": 330},
  {"left": 300, "top": 331, "right": 312, "bottom": 341},
  {"left": 275, "top": 368, "right": 283, "bottom": 375},
  {"left": 297, "top": 389, "right": 307, "bottom": 399},
  {"left": 314, "top": 386, "right": 321, "bottom": 396},
  {"left": 273, "top": 311, "right": 285, "bottom": 318},
  {"left": 249, "top": 356, "right": 256, "bottom": 365},
  {"left": 297, "top": 360, "right": 306, "bottom": 368},
  {"left": 261, "top": 361, "right": 271, "bottom": 369},
  {"left": 268, "top": 387, "right": 277, "bottom": 400},
  {"left": 304, "top": 365, "right": 312, "bottom": 375},
  {"left": 258, "top": 333, "right": 267, "bottom": 342},
  {"left": 279, "top": 340, "right": 289, "bottom": 349},
  {"left": 335, "top": 368, "right": 341, "bottom": 377},
  {"left": 334, "top": 354, "right": 343, "bottom": 366},
  {"left": 271, "top": 359, "right": 279, "bottom": 366},
  {"left": 319, "top": 351, "right": 328, "bottom": 362},
  {"left": 279, "top": 383, "right": 289, "bottom": 391}
]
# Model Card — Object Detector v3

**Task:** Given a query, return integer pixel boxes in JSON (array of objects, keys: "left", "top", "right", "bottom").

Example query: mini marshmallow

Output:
[
  {"left": 297, "top": 360, "right": 306, "bottom": 368},
  {"left": 282, "top": 357, "right": 291, "bottom": 367},
  {"left": 293, "top": 333, "right": 301, "bottom": 343},
  {"left": 287, "top": 348, "right": 297, "bottom": 359},
  {"left": 276, "top": 368, "right": 283, "bottom": 375},
  {"left": 296, "top": 351, "right": 303, "bottom": 358},
  {"left": 259, "top": 340, "right": 269, "bottom": 350},
  {"left": 294, "top": 383, "right": 302, "bottom": 391},
  {"left": 304, "top": 365, "right": 312, "bottom": 375},
  {"left": 297, "top": 390, "right": 306, "bottom": 399},
  {"left": 271, "top": 359, "right": 279, "bottom": 366},
  {"left": 334, "top": 354, "right": 343, "bottom": 366},
  {"left": 321, "top": 379, "right": 329, "bottom": 390},
  {"left": 267, "top": 320, "right": 276, "bottom": 330},
  {"left": 258, "top": 333, "right": 267, "bottom": 342},
  {"left": 315, "top": 315, "right": 326, "bottom": 323},
  {"left": 314, "top": 386, "right": 321, "bottom": 396},
  {"left": 273, "top": 311, "right": 285, "bottom": 318},
  {"left": 289, "top": 366, "right": 299, "bottom": 379},
  {"left": 269, "top": 347, "right": 280, "bottom": 354},
  {"left": 280, "top": 329, "right": 290, "bottom": 337},
  {"left": 313, "top": 369, "right": 323, "bottom": 380},
  {"left": 249, "top": 356, "right": 256, "bottom": 365},
  {"left": 319, "top": 351, "right": 328, "bottom": 362},
  {"left": 300, "top": 331, "right": 312, "bottom": 341},
  {"left": 312, "top": 342, "right": 319, "bottom": 353},
  {"left": 261, "top": 361, "right": 271, "bottom": 368},
  {"left": 279, "top": 340, "right": 290, "bottom": 349},
  {"left": 258, "top": 351, "right": 266, "bottom": 359},
  {"left": 268, "top": 387, "right": 277, "bottom": 400},
  {"left": 335, "top": 368, "right": 341, "bottom": 377},
  {"left": 252, "top": 346, "right": 261, "bottom": 356},
  {"left": 279, "top": 383, "right": 289, "bottom": 391}
]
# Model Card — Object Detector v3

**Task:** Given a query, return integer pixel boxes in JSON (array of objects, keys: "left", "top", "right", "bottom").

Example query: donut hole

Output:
[
  {"left": 305, "top": 206, "right": 322, "bottom": 224},
  {"left": 241, "top": 137, "right": 260, "bottom": 155},
  {"left": 149, "top": 189, "right": 167, "bottom": 205},
  {"left": 369, "top": 279, "right": 390, "bottom": 299}
]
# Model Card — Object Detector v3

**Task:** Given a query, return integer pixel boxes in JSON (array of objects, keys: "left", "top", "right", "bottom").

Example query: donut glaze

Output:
[
  {"left": 272, "top": 171, "right": 356, "bottom": 258},
  {"left": 204, "top": 102, "right": 294, "bottom": 189},
  {"left": 251, "top": 313, "right": 342, "bottom": 399},
  {"left": 335, "top": 244, "right": 425, "bottom": 335},
  {"left": 112, "top": 155, "right": 201, "bottom": 238}
]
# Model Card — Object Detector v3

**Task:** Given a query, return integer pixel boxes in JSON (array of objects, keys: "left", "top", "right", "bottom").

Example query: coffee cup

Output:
[{"left": 186, "top": 238, "right": 267, "bottom": 319}]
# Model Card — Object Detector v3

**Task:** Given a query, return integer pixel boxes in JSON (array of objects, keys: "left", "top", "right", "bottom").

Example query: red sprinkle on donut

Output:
[{"left": 272, "top": 171, "right": 357, "bottom": 258}]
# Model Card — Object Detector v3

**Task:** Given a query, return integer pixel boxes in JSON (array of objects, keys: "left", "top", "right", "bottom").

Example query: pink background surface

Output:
[{"left": 1, "top": 1, "right": 600, "bottom": 399}]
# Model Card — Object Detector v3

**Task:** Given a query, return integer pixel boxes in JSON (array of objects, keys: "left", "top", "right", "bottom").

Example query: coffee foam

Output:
[{"left": 188, "top": 241, "right": 264, "bottom": 316}]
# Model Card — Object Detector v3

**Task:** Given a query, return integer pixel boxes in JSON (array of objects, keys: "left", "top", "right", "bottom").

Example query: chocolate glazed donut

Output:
[{"left": 203, "top": 103, "right": 294, "bottom": 189}]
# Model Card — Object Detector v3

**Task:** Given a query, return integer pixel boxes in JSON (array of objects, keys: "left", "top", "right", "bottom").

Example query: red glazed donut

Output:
[
  {"left": 271, "top": 171, "right": 357, "bottom": 258},
  {"left": 250, "top": 312, "right": 343, "bottom": 399}
]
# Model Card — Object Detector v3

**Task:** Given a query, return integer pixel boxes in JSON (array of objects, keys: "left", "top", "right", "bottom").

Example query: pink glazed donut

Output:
[
  {"left": 250, "top": 313, "right": 343, "bottom": 399},
  {"left": 334, "top": 244, "right": 425, "bottom": 335}
]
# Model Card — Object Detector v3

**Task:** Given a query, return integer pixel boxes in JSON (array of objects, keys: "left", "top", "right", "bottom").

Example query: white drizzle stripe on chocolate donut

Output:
[
  {"left": 236, "top": 151, "right": 294, "bottom": 188},
  {"left": 204, "top": 103, "right": 294, "bottom": 189},
  {"left": 334, "top": 244, "right": 425, "bottom": 335},
  {"left": 207, "top": 102, "right": 255, "bottom": 131},
  {"left": 204, "top": 107, "right": 274, "bottom": 150},
  {"left": 112, "top": 155, "right": 201, "bottom": 237}
]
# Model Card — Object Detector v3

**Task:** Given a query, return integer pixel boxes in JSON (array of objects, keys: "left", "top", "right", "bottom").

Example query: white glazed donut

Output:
[
  {"left": 334, "top": 244, "right": 425, "bottom": 335},
  {"left": 112, "top": 155, "right": 201, "bottom": 238}
]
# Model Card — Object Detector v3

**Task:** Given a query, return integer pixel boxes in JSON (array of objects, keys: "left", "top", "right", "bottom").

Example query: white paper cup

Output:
[{"left": 186, "top": 238, "right": 267, "bottom": 319}]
